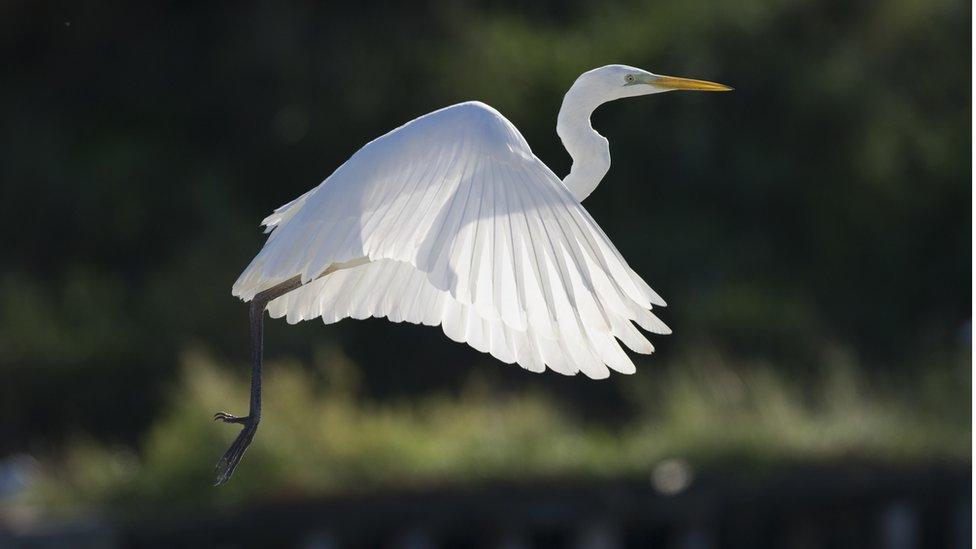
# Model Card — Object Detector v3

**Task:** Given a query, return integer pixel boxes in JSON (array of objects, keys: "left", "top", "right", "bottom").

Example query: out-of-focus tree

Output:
[{"left": 0, "top": 0, "right": 968, "bottom": 449}]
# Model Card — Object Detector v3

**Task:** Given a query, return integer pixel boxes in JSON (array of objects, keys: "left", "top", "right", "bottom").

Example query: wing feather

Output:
[{"left": 238, "top": 101, "right": 667, "bottom": 378}]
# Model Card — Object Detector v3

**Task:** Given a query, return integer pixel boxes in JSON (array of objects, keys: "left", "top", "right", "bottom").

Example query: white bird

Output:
[{"left": 213, "top": 64, "right": 732, "bottom": 484}]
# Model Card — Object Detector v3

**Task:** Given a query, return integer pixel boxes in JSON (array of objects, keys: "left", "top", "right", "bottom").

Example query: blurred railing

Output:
[{"left": 5, "top": 463, "right": 970, "bottom": 548}]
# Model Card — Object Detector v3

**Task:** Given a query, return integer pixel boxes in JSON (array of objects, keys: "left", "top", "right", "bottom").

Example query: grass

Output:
[{"left": 18, "top": 344, "right": 970, "bottom": 517}]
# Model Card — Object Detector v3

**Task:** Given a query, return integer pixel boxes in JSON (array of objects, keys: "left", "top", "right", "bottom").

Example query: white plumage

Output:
[{"left": 233, "top": 65, "right": 732, "bottom": 379}]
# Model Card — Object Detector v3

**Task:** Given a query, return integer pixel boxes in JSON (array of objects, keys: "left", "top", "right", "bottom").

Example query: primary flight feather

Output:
[{"left": 215, "top": 64, "right": 732, "bottom": 484}]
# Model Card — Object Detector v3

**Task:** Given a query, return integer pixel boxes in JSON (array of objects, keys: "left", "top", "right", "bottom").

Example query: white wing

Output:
[{"left": 234, "top": 101, "right": 669, "bottom": 378}]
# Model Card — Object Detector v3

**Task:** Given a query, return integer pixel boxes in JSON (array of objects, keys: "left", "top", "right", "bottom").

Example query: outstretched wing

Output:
[{"left": 234, "top": 101, "right": 669, "bottom": 378}]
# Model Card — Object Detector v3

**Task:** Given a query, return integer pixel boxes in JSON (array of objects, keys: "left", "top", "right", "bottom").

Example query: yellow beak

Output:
[{"left": 646, "top": 74, "right": 733, "bottom": 92}]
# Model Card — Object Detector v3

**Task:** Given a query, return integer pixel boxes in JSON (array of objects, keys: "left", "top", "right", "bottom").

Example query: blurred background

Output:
[{"left": 0, "top": 0, "right": 971, "bottom": 547}]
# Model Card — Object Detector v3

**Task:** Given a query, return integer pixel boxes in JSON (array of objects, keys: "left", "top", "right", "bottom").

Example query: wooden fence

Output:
[{"left": 5, "top": 462, "right": 970, "bottom": 548}]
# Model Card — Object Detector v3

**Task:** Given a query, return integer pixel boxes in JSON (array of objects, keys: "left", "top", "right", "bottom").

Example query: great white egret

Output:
[{"left": 214, "top": 65, "right": 731, "bottom": 484}]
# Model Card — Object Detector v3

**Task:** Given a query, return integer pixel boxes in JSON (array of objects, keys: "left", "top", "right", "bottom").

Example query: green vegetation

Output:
[
  {"left": 2, "top": 0, "right": 969, "bottom": 444},
  {"left": 0, "top": 0, "right": 968, "bottom": 521},
  {"left": 25, "top": 344, "right": 968, "bottom": 514}
]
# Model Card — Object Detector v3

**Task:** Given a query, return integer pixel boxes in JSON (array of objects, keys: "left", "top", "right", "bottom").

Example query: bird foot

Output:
[
  {"left": 213, "top": 413, "right": 259, "bottom": 486},
  {"left": 213, "top": 411, "right": 250, "bottom": 424}
]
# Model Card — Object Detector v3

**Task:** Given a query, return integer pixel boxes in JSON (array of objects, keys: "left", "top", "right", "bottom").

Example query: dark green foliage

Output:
[{"left": 0, "top": 0, "right": 969, "bottom": 450}]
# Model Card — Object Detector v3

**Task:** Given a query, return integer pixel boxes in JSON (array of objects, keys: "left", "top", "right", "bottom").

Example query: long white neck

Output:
[{"left": 556, "top": 82, "right": 612, "bottom": 202}]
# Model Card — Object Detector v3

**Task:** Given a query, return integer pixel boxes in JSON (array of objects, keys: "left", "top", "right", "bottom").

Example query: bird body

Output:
[
  {"left": 233, "top": 98, "right": 667, "bottom": 379},
  {"left": 215, "top": 65, "right": 731, "bottom": 483}
]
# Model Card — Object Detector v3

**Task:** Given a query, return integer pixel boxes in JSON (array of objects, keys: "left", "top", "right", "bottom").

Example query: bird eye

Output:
[{"left": 625, "top": 74, "right": 636, "bottom": 84}]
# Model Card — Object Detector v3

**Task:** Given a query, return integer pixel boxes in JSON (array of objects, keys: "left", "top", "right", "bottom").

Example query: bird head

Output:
[{"left": 575, "top": 64, "right": 732, "bottom": 102}]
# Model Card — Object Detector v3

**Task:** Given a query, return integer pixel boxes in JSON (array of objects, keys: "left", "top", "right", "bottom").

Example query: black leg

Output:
[{"left": 214, "top": 276, "right": 303, "bottom": 486}]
